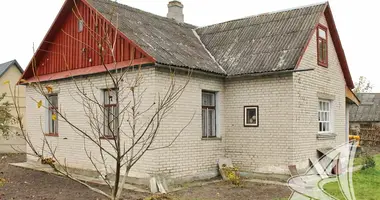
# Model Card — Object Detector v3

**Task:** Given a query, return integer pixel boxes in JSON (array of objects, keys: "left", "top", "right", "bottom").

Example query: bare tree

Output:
[
  {"left": 353, "top": 76, "right": 373, "bottom": 94},
  {"left": 6, "top": 1, "right": 192, "bottom": 199}
]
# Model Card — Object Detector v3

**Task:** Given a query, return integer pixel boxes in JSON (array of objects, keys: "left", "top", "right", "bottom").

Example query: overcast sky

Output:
[{"left": 0, "top": 0, "right": 379, "bottom": 91}]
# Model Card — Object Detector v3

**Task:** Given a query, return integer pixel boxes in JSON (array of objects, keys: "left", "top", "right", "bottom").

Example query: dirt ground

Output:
[{"left": 0, "top": 154, "right": 292, "bottom": 200}]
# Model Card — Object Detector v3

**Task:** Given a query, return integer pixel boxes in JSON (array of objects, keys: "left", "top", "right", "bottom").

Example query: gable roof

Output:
[
  {"left": 0, "top": 60, "right": 23, "bottom": 78},
  {"left": 350, "top": 93, "right": 380, "bottom": 122},
  {"left": 86, "top": 0, "right": 226, "bottom": 74},
  {"left": 196, "top": 3, "right": 326, "bottom": 76},
  {"left": 21, "top": 0, "right": 354, "bottom": 89}
]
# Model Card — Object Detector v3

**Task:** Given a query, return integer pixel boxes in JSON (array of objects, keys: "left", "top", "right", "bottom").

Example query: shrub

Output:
[
  {"left": 361, "top": 153, "right": 376, "bottom": 170},
  {"left": 222, "top": 166, "right": 241, "bottom": 186}
]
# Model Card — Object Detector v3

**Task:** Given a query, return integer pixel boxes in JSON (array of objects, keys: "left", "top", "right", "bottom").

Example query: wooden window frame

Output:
[
  {"left": 318, "top": 100, "right": 331, "bottom": 133},
  {"left": 202, "top": 91, "right": 217, "bottom": 138},
  {"left": 102, "top": 89, "right": 118, "bottom": 140},
  {"left": 46, "top": 94, "right": 59, "bottom": 136},
  {"left": 317, "top": 24, "right": 328, "bottom": 67},
  {"left": 244, "top": 106, "right": 259, "bottom": 127}
]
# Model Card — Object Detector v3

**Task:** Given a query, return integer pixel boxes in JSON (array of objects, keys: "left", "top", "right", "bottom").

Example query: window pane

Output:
[
  {"left": 319, "top": 122, "right": 322, "bottom": 132},
  {"left": 202, "top": 92, "right": 215, "bottom": 106},
  {"left": 105, "top": 89, "right": 117, "bottom": 105},
  {"left": 49, "top": 95, "right": 58, "bottom": 107},
  {"left": 105, "top": 106, "right": 114, "bottom": 136},
  {"left": 319, "top": 28, "right": 326, "bottom": 39},
  {"left": 318, "top": 40, "right": 323, "bottom": 61},
  {"left": 202, "top": 109, "right": 206, "bottom": 137},
  {"left": 208, "top": 109, "right": 216, "bottom": 137}
]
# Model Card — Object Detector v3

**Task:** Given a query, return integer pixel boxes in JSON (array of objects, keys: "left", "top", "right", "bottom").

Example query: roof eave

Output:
[{"left": 324, "top": 3, "right": 355, "bottom": 89}]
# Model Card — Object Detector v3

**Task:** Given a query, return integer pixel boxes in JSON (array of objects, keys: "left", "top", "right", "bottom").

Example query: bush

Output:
[
  {"left": 361, "top": 153, "right": 376, "bottom": 170},
  {"left": 222, "top": 166, "right": 241, "bottom": 186}
]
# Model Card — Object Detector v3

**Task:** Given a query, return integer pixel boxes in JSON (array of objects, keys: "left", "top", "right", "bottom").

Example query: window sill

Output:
[
  {"left": 201, "top": 137, "right": 222, "bottom": 141},
  {"left": 45, "top": 133, "right": 59, "bottom": 137},
  {"left": 318, "top": 62, "right": 328, "bottom": 68},
  {"left": 317, "top": 133, "right": 336, "bottom": 140}
]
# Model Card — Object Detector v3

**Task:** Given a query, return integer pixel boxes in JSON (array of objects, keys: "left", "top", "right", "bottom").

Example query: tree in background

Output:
[
  {"left": 353, "top": 76, "right": 373, "bottom": 94},
  {"left": 0, "top": 92, "right": 14, "bottom": 138}
]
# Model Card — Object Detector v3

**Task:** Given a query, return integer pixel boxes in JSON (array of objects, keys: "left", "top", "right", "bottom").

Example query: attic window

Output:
[
  {"left": 317, "top": 24, "right": 328, "bottom": 67},
  {"left": 78, "top": 20, "right": 84, "bottom": 32}
]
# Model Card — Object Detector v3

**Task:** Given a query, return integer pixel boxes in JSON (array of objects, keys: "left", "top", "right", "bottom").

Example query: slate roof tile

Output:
[{"left": 87, "top": 0, "right": 327, "bottom": 76}]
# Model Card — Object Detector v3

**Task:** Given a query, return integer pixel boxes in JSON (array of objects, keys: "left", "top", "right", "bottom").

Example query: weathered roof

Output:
[
  {"left": 21, "top": 0, "right": 355, "bottom": 88},
  {"left": 86, "top": 0, "right": 226, "bottom": 74},
  {"left": 0, "top": 60, "right": 23, "bottom": 78},
  {"left": 195, "top": 3, "right": 326, "bottom": 76},
  {"left": 350, "top": 93, "right": 380, "bottom": 122}
]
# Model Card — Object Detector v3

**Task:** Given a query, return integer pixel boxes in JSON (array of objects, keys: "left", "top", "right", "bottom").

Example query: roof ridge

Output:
[{"left": 196, "top": 1, "right": 327, "bottom": 30}]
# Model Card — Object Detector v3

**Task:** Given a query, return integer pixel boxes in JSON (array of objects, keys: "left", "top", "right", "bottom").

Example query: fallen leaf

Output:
[{"left": 3, "top": 80, "right": 10, "bottom": 85}]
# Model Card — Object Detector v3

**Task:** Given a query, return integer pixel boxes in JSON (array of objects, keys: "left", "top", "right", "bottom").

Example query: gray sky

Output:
[{"left": 0, "top": 0, "right": 379, "bottom": 91}]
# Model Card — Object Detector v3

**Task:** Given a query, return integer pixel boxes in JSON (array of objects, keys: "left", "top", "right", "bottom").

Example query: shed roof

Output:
[
  {"left": 350, "top": 93, "right": 380, "bottom": 122},
  {"left": 0, "top": 60, "right": 23, "bottom": 78}
]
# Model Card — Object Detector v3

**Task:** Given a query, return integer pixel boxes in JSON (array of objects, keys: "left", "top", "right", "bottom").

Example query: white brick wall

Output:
[
  {"left": 25, "top": 14, "right": 349, "bottom": 178},
  {"left": 293, "top": 14, "right": 347, "bottom": 169},
  {"left": 26, "top": 68, "right": 158, "bottom": 178},
  {"left": 152, "top": 68, "right": 225, "bottom": 178},
  {"left": 224, "top": 74, "right": 294, "bottom": 173},
  {"left": 26, "top": 67, "right": 225, "bottom": 178}
]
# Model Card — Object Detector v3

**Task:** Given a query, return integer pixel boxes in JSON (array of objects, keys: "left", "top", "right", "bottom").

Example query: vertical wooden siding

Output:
[{"left": 36, "top": 1, "right": 145, "bottom": 76}]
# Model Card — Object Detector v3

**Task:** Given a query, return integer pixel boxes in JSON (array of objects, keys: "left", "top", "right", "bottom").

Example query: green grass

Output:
[{"left": 323, "top": 154, "right": 380, "bottom": 200}]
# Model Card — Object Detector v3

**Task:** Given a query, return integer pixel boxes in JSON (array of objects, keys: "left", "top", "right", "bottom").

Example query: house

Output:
[
  {"left": 20, "top": 0, "right": 359, "bottom": 182},
  {"left": 350, "top": 93, "right": 380, "bottom": 133},
  {"left": 0, "top": 60, "right": 26, "bottom": 153}
]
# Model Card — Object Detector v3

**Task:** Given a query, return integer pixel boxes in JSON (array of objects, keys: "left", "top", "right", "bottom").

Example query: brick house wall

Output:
[
  {"left": 293, "top": 14, "right": 347, "bottom": 169},
  {"left": 25, "top": 14, "right": 349, "bottom": 179},
  {"left": 224, "top": 74, "right": 294, "bottom": 173},
  {"left": 152, "top": 68, "right": 225, "bottom": 179},
  {"left": 26, "top": 67, "right": 225, "bottom": 179},
  {"left": 26, "top": 68, "right": 159, "bottom": 178}
]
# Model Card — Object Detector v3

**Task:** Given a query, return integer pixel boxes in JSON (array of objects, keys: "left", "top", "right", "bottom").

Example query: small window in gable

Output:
[
  {"left": 78, "top": 19, "right": 84, "bottom": 32},
  {"left": 317, "top": 24, "right": 328, "bottom": 67}
]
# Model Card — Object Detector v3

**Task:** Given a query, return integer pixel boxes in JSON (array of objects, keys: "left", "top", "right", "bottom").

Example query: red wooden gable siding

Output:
[{"left": 22, "top": 0, "right": 154, "bottom": 82}]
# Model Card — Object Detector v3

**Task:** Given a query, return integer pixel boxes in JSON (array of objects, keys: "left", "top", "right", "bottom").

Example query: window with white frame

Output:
[
  {"left": 202, "top": 91, "right": 216, "bottom": 138},
  {"left": 47, "top": 94, "right": 58, "bottom": 135},
  {"left": 318, "top": 100, "right": 331, "bottom": 133},
  {"left": 103, "top": 89, "right": 118, "bottom": 138}
]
